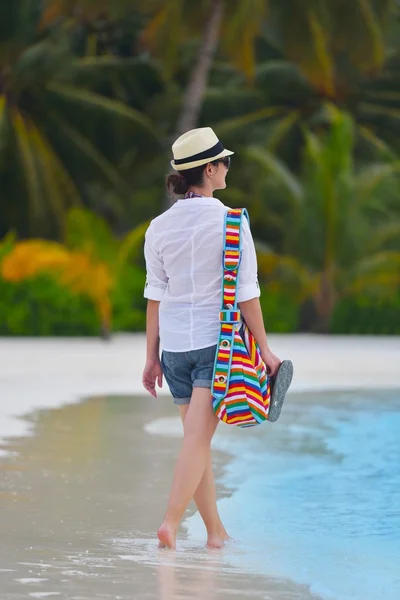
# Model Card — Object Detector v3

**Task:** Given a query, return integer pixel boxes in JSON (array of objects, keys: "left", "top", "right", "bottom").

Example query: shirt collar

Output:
[{"left": 174, "top": 196, "right": 223, "bottom": 208}]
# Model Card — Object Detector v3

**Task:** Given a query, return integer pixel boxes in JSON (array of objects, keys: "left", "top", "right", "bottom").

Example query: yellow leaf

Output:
[
  {"left": 307, "top": 11, "right": 335, "bottom": 97},
  {"left": 0, "top": 95, "right": 6, "bottom": 117},
  {"left": 141, "top": 8, "right": 167, "bottom": 49},
  {"left": 356, "top": 0, "right": 385, "bottom": 70},
  {"left": 38, "top": 0, "right": 68, "bottom": 30},
  {"left": 1, "top": 241, "right": 69, "bottom": 281}
]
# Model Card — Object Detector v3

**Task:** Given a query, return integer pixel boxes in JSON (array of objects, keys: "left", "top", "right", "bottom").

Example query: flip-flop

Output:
[{"left": 268, "top": 360, "right": 293, "bottom": 422}]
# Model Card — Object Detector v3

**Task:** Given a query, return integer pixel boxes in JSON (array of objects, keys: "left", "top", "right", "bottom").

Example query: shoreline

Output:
[
  {"left": 1, "top": 333, "right": 399, "bottom": 451},
  {"left": 0, "top": 391, "right": 324, "bottom": 600},
  {"left": 0, "top": 334, "right": 399, "bottom": 599}
]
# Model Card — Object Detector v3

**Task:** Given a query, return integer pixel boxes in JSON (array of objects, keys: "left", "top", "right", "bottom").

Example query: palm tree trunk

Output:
[
  {"left": 314, "top": 268, "right": 337, "bottom": 333},
  {"left": 164, "top": 0, "right": 224, "bottom": 208},
  {"left": 175, "top": 0, "right": 224, "bottom": 135}
]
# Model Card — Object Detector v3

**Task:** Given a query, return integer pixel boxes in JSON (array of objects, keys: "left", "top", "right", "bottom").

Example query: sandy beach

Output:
[
  {"left": 1, "top": 333, "right": 399, "bottom": 446},
  {"left": 0, "top": 334, "right": 399, "bottom": 600}
]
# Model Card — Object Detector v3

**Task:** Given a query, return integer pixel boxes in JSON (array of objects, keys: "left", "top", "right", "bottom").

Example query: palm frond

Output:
[
  {"left": 255, "top": 59, "right": 306, "bottom": 81},
  {"left": 0, "top": 231, "right": 16, "bottom": 261},
  {"left": 11, "top": 108, "right": 45, "bottom": 230},
  {"left": 46, "top": 83, "right": 160, "bottom": 139},
  {"left": 257, "top": 249, "right": 315, "bottom": 301},
  {"left": 0, "top": 95, "right": 6, "bottom": 119},
  {"left": 26, "top": 116, "right": 82, "bottom": 236},
  {"left": 369, "top": 222, "right": 400, "bottom": 250},
  {"left": 352, "top": 251, "right": 400, "bottom": 275},
  {"left": 116, "top": 220, "right": 151, "bottom": 271},
  {"left": 32, "top": 123, "right": 82, "bottom": 208},
  {"left": 27, "top": 119, "right": 66, "bottom": 234},
  {"left": 357, "top": 125, "right": 395, "bottom": 158},
  {"left": 267, "top": 111, "right": 300, "bottom": 151},
  {"left": 70, "top": 56, "right": 146, "bottom": 72},
  {"left": 356, "top": 0, "right": 385, "bottom": 69},
  {"left": 213, "top": 106, "right": 286, "bottom": 135},
  {"left": 0, "top": 95, "right": 8, "bottom": 166},
  {"left": 222, "top": 0, "right": 267, "bottom": 81},
  {"left": 355, "top": 161, "right": 400, "bottom": 203},
  {"left": 347, "top": 272, "right": 400, "bottom": 295},
  {"left": 47, "top": 109, "right": 129, "bottom": 194},
  {"left": 13, "top": 35, "right": 70, "bottom": 91},
  {"left": 363, "top": 90, "right": 400, "bottom": 103},
  {"left": 307, "top": 10, "right": 335, "bottom": 96},
  {"left": 245, "top": 146, "right": 303, "bottom": 203},
  {"left": 359, "top": 102, "right": 400, "bottom": 120},
  {"left": 66, "top": 206, "right": 118, "bottom": 262},
  {"left": 140, "top": 1, "right": 187, "bottom": 79}
]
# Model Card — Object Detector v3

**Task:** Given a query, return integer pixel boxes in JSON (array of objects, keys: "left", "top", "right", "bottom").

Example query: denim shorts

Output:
[{"left": 161, "top": 344, "right": 217, "bottom": 405}]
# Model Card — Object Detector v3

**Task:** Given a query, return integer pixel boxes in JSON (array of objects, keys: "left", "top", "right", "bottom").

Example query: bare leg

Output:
[
  {"left": 157, "top": 387, "right": 220, "bottom": 549},
  {"left": 179, "top": 404, "right": 229, "bottom": 548}
]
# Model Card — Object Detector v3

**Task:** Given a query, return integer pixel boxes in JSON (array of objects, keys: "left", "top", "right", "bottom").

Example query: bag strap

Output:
[
  {"left": 212, "top": 208, "right": 247, "bottom": 400},
  {"left": 220, "top": 208, "right": 248, "bottom": 312}
]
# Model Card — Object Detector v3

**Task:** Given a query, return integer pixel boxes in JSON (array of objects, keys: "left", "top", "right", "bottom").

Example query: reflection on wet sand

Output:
[
  {"left": 157, "top": 551, "right": 218, "bottom": 600},
  {"left": 0, "top": 395, "right": 318, "bottom": 599},
  {"left": 156, "top": 545, "right": 247, "bottom": 600}
]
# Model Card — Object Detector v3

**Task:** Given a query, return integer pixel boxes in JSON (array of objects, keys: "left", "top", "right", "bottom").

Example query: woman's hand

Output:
[
  {"left": 261, "top": 349, "right": 281, "bottom": 376},
  {"left": 142, "top": 357, "right": 163, "bottom": 398}
]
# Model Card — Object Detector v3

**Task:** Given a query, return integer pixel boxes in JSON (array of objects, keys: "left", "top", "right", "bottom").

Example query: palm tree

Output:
[
  {"left": 244, "top": 108, "right": 400, "bottom": 332},
  {"left": 213, "top": 0, "right": 400, "bottom": 166},
  {"left": 0, "top": 0, "right": 159, "bottom": 238},
  {"left": 139, "top": 0, "right": 268, "bottom": 135},
  {"left": 135, "top": 1, "right": 269, "bottom": 206}
]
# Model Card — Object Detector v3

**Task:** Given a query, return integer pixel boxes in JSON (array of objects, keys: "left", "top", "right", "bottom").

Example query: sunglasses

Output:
[
  {"left": 220, "top": 156, "right": 231, "bottom": 170},
  {"left": 212, "top": 156, "right": 231, "bottom": 170}
]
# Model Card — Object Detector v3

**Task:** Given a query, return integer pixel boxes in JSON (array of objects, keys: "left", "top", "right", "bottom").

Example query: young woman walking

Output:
[{"left": 142, "top": 127, "right": 281, "bottom": 550}]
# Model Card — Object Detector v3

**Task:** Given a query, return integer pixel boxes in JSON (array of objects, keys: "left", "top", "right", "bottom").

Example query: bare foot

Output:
[
  {"left": 206, "top": 526, "right": 231, "bottom": 549},
  {"left": 157, "top": 523, "right": 176, "bottom": 550}
]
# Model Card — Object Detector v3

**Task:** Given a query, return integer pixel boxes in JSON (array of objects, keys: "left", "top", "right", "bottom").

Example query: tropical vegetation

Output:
[{"left": 0, "top": 0, "right": 399, "bottom": 335}]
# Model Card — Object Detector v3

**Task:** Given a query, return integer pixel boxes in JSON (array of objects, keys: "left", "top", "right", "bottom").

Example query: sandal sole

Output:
[{"left": 268, "top": 360, "right": 293, "bottom": 422}]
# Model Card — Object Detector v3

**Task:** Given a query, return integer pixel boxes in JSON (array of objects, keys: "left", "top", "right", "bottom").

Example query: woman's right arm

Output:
[
  {"left": 237, "top": 216, "right": 281, "bottom": 375},
  {"left": 239, "top": 298, "right": 281, "bottom": 375}
]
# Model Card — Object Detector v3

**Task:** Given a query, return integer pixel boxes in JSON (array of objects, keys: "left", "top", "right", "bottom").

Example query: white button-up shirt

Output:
[{"left": 144, "top": 196, "right": 260, "bottom": 352}]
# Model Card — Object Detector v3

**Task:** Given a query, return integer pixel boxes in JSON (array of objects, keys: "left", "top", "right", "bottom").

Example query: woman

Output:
[{"left": 142, "top": 127, "right": 281, "bottom": 550}]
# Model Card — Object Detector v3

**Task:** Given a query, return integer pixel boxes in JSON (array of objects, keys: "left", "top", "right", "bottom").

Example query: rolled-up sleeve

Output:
[
  {"left": 237, "top": 215, "right": 260, "bottom": 303},
  {"left": 144, "top": 226, "right": 168, "bottom": 301}
]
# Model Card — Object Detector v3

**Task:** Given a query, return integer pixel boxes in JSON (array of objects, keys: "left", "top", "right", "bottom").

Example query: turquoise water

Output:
[{"left": 187, "top": 392, "right": 400, "bottom": 599}]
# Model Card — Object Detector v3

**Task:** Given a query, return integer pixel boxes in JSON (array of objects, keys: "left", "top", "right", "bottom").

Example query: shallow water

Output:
[
  {"left": 0, "top": 394, "right": 316, "bottom": 599},
  {"left": 186, "top": 390, "right": 400, "bottom": 600},
  {"left": 2, "top": 390, "right": 398, "bottom": 599}
]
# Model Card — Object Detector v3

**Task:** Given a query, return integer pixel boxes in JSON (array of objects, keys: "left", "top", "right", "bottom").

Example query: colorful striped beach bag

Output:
[{"left": 211, "top": 209, "right": 271, "bottom": 427}]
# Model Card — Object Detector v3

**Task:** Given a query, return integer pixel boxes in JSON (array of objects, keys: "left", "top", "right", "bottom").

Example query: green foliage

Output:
[
  {"left": 2, "top": 0, "right": 400, "bottom": 238},
  {"left": 0, "top": 275, "right": 100, "bottom": 336},
  {"left": 0, "top": 267, "right": 148, "bottom": 336},
  {"left": 0, "top": 207, "right": 150, "bottom": 336},
  {"left": 112, "top": 265, "right": 147, "bottom": 332},
  {"left": 1, "top": 2, "right": 400, "bottom": 336},
  {"left": 331, "top": 294, "right": 400, "bottom": 335},
  {"left": 259, "top": 286, "right": 299, "bottom": 333},
  {"left": 210, "top": 1, "right": 400, "bottom": 169},
  {"left": 0, "top": 0, "right": 160, "bottom": 239},
  {"left": 250, "top": 108, "right": 400, "bottom": 331}
]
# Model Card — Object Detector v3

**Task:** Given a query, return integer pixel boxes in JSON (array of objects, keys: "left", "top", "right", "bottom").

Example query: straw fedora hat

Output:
[{"left": 171, "top": 127, "right": 234, "bottom": 171}]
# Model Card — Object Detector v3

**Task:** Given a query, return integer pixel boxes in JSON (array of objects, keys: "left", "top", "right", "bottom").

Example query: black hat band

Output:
[{"left": 174, "top": 140, "right": 224, "bottom": 165}]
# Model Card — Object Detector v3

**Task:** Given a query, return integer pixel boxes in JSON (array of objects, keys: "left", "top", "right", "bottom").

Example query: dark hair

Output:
[{"left": 166, "top": 164, "right": 207, "bottom": 195}]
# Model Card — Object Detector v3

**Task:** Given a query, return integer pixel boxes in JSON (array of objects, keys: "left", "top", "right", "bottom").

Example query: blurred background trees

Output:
[{"left": 0, "top": 0, "right": 399, "bottom": 335}]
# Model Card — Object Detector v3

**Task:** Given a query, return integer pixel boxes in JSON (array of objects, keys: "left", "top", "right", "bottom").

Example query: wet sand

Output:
[
  {"left": 1, "top": 334, "right": 399, "bottom": 599},
  {"left": 0, "top": 393, "right": 322, "bottom": 600}
]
